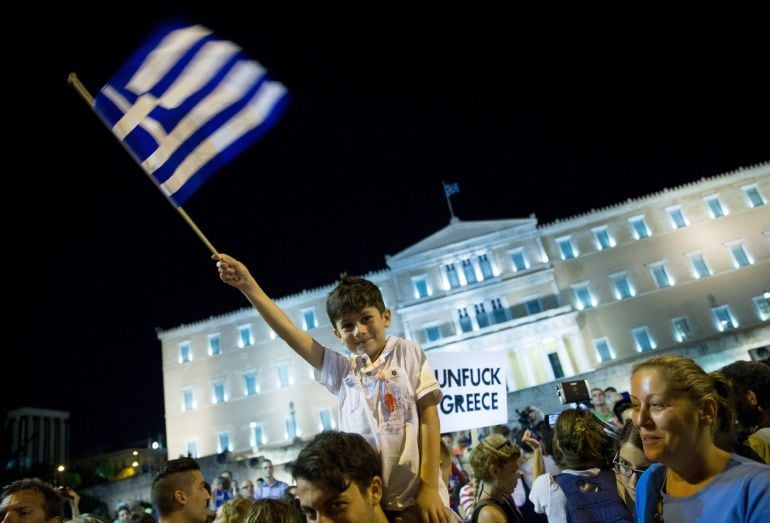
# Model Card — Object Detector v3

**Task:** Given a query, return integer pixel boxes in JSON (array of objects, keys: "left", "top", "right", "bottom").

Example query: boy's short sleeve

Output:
[{"left": 314, "top": 344, "right": 349, "bottom": 395}]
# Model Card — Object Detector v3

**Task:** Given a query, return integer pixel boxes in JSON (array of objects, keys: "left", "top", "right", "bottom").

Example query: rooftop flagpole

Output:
[
  {"left": 68, "top": 73, "right": 219, "bottom": 255},
  {"left": 442, "top": 180, "right": 460, "bottom": 221}
]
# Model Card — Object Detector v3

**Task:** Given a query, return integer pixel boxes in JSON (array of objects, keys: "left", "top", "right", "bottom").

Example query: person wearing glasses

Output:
[
  {"left": 631, "top": 355, "right": 770, "bottom": 523},
  {"left": 612, "top": 421, "right": 649, "bottom": 517},
  {"left": 528, "top": 408, "right": 631, "bottom": 523},
  {"left": 254, "top": 460, "right": 289, "bottom": 501},
  {"left": 468, "top": 433, "right": 523, "bottom": 523}
]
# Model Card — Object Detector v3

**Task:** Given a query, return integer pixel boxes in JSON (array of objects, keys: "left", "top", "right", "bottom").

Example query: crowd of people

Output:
[
  {"left": 3, "top": 356, "right": 770, "bottom": 522},
  {"left": 4, "top": 252, "right": 769, "bottom": 522}
]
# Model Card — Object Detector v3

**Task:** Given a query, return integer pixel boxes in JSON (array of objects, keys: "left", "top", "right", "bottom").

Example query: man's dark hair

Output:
[
  {"left": 721, "top": 360, "right": 770, "bottom": 408},
  {"left": 326, "top": 275, "right": 386, "bottom": 326},
  {"left": 1, "top": 477, "right": 65, "bottom": 521},
  {"left": 292, "top": 431, "right": 381, "bottom": 496},
  {"left": 151, "top": 457, "right": 201, "bottom": 517},
  {"left": 613, "top": 397, "right": 633, "bottom": 421}
]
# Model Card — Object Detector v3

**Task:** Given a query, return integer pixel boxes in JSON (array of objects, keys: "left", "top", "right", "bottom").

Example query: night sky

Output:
[{"left": 4, "top": 3, "right": 769, "bottom": 458}]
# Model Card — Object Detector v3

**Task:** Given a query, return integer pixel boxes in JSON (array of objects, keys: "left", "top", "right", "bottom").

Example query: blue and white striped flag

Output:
[
  {"left": 93, "top": 20, "right": 289, "bottom": 206},
  {"left": 444, "top": 181, "right": 460, "bottom": 197}
]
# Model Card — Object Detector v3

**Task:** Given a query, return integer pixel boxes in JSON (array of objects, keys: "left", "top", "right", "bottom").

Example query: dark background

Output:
[{"left": 4, "top": 3, "right": 769, "bottom": 459}]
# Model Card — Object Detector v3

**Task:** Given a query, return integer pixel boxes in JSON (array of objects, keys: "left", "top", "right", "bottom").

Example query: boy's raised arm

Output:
[{"left": 213, "top": 253, "right": 325, "bottom": 370}]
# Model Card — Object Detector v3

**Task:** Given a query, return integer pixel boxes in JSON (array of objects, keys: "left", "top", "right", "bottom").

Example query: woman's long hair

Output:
[{"left": 552, "top": 408, "right": 614, "bottom": 470}]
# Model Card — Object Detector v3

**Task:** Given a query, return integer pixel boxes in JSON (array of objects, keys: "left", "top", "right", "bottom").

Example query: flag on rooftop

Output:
[
  {"left": 93, "top": 20, "right": 289, "bottom": 206},
  {"left": 444, "top": 181, "right": 460, "bottom": 197}
]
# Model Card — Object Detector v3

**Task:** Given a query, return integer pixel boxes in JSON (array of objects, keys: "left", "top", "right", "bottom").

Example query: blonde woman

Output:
[
  {"left": 213, "top": 497, "right": 252, "bottom": 523},
  {"left": 631, "top": 355, "right": 770, "bottom": 522},
  {"left": 469, "top": 433, "right": 523, "bottom": 523}
]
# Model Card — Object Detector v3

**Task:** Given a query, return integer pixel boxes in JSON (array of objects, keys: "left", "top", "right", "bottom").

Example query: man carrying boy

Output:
[
  {"left": 214, "top": 253, "right": 448, "bottom": 523},
  {"left": 293, "top": 430, "right": 388, "bottom": 523}
]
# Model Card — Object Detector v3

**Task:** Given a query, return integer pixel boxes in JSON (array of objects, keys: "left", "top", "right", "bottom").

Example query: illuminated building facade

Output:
[{"left": 159, "top": 162, "right": 770, "bottom": 461}]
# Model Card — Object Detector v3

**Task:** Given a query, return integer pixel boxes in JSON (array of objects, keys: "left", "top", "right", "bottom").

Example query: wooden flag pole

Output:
[{"left": 67, "top": 73, "right": 219, "bottom": 255}]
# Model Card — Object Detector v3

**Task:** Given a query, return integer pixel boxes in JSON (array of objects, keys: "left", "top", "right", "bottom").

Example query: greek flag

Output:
[
  {"left": 93, "top": 20, "right": 289, "bottom": 206},
  {"left": 444, "top": 181, "right": 460, "bottom": 197}
]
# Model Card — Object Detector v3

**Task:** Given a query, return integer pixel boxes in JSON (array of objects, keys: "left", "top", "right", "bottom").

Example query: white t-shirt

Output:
[
  {"left": 528, "top": 468, "right": 601, "bottom": 523},
  {"left": 316, "top": 335, "right": 442, "bottom": 512}
]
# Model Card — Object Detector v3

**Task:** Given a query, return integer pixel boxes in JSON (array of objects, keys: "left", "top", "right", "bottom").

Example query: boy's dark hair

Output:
[
  {"left": 1, "top": 477, "right": 65, "bottom": 521},
  {"left": 151, "top": 457, "right": 201, "bottom": 517},
  {"left": 326, "top": 274, "right": 386, "bottom": 326},
  {"left": 292, "top": 431, "right": 381, "bottom": 496}
]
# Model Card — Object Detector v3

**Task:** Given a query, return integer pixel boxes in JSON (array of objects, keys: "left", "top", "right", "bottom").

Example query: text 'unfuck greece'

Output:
[{"left": 434, "top": 367, "right": 502, "bottom": 415}]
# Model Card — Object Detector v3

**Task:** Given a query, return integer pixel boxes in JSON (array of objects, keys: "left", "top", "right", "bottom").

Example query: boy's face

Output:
[{"left": 333, "top": 306, "right": 391, "bottom": 358}]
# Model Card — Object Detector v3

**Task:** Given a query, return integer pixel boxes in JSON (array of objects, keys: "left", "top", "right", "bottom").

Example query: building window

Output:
[
  {"left": 671, "top": 316, "right": 693, "bottom": 342},
  {"left": 238, "top": 324, "right": 253, "bottom": 348},
  {"left": 478, "top": 254, "right": 494, "bottom": 279},
  {"left": 285, "top": 416, "right": 298, "bottom": 440},
  {"left": 244, "top": 371, "right": 259, "bottom": 396},
  {"left": 276, "top": 363, "right": 291, "bottom": 388},
  {"left": 754, "top": 294, "right": 770, "bottom": 321},
  {"left": 186, "top": 440, "right": 198, "bottom": 458},
  {"left": 592, "top": 226, "right": 614, "bottom": 250},
  {"left": 632, "top": 326, "right": 656, "bottom": 352},
  {"left": 556, "top": 236, "right": 577, "bottom": 260},
  {"left": 510, "top": 249, "right": 529, "bottom": 272},
  {"left": 609, "top": 271, "right": 635, "bottom": 300},
  {"left": 302, "top": 308, "right": 318, "bottom": 331},
  {"left": 524, "top": 297, "right": 543, "bottom": 315},
  {"left": 490, "top": 298, "right": 509, "bottom": 323},
  {"left": 742, "top": 184, "right": 766, "bottom": 207},
  {"left": 178, "top": 341, "right": 192, "bottom": 364},
  {"left": 704, "top": 195, "right": 727, "bottom": 218},
  {"left": 593, "top": 338, "right": 614, "bottom": 363},
  {"left": 727, "top": 242, "right": 752, "bottom": 268},
  {"left": 319, "top": 409, "right": 334, "bottom": 431},
  {"left": 250, "top": 422, "right": 265, "bottom": 448},
  {"left": 629, "top": 215, "right": 651, "bottom": 239},
  {"left": 212, "top": 379, "right": 226, "bottom": 404},
  {"left": 685, "top": 252, "right": 711, "bottom": 279},
  {"left": 426, "top": 325, "right": 441, "bottom": 342},
  {"left": 462, "top": 259, "right": 477, "bottom": 284},
  {"left": 412, "top": 275, "right": 430, "bottom": 299},
  {"left": 208, "top": 334, "right": 221, "bottom": 356},
  {"left": 217, "top": 432, "right": 230, "bottom": 453},
  {"left": 475, "top": 303, "right": 490, "bottom": 328},
  {"left": 666, "top": 205, "right": 689, "bottom": 229},
  {"left": 548, "top": 353, "right": 565, "bottom": 379},
  {"left": 458, "top": 308, "right": 473, "bottom": 333},
  {"left": 182, "top": 389, "right": 195, "bottom": 411},
  {"left": 648, "top": 261, "right": 674, "bottom": 288},
  {"left": 712, "top": 305, "right": 738, "bottom": 331},
  {"left": 572, "top": 282, "right": 596, "bottom": 310},
  {"left": 445, "top": 264, "right": 461, "bottom": 289}
]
